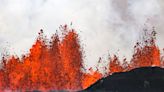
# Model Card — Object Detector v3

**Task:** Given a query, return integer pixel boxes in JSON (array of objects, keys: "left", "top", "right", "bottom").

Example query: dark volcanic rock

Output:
[{"left": 83, "top": 67, "right": 164, "bottom": 92}]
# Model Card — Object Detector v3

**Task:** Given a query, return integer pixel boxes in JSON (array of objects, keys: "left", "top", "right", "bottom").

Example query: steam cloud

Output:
[{"left": 0, "top": 0, "right": 164, "bottom": 69}]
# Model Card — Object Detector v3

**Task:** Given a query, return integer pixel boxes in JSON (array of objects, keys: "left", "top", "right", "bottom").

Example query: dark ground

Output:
[{"left": 82, "top": 67, "right": 164, "bottom": 92}]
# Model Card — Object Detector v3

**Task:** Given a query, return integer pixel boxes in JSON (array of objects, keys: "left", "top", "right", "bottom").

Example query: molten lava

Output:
[
  {"left": 0, "top": 25, "right": 163, "bottom": 91},
  {"left": 0, "top": 25, "right": 102, "bottom": 91}
]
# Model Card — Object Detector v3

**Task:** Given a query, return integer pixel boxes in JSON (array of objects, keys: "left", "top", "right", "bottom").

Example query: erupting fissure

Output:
[{"left": 0, "top": 25, "right": 163, "bottom": 91}]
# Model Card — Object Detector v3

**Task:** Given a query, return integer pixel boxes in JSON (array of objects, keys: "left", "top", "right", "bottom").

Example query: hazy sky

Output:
[{"left": 0, "top": 0, "right": 164, "bottom": 68}]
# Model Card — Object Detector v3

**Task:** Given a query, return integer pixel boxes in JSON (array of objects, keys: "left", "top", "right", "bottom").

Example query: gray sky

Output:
[{"left": 0, "top": 0, "right": 164, "bottom": 69}]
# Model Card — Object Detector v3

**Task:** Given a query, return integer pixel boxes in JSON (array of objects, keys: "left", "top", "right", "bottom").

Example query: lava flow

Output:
[{"left": 0, "top": 25, "right": 163, "bottom": 91}]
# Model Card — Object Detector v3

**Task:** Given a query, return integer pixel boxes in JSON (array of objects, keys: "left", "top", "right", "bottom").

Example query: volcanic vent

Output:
[{"left": 0, "top": 25, "right": 164, "bottom": 91}]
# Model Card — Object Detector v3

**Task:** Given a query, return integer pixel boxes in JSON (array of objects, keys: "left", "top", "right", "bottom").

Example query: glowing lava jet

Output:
[{"left": 0, "top": 25, "right": 102, "bottom": 91}]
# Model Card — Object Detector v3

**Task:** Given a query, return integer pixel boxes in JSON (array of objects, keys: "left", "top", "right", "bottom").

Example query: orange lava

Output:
[{"left": 0, "top": 26, "right": 163, "bottom": 91}]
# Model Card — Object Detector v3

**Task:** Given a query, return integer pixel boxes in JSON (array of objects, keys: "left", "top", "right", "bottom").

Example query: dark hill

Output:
[{"left": 83, "top": 67, "right": 164, "bottom": 92}]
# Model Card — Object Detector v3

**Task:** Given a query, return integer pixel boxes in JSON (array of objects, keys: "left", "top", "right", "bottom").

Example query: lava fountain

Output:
[{"left": 0, "top": 25, "right": 163, "bottom": 91}]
